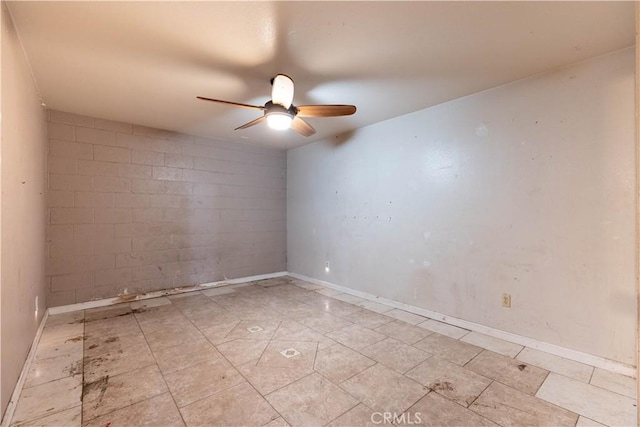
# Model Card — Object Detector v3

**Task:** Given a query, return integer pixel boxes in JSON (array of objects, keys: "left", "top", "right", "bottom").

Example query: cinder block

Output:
[
  {"left": 94, "top": 267, "right": 132, "bottom": 287},
  {"left": 76, "top": 127, "right": 116, "bottom": 146},
  {"left": 93, "top": 176, "right": 131, "bottom": 193},
  {"left": 48, "top": 191, "right": 75, "bottom": 207},
  {"left": 94, "top": 145, "right": 131, "bottom": 163},
  {"left": 164, "top": 154, "right": 194, "bottom": 169},
  {"left": 75, "top": 192, "right": 114, "bottom": 208},
  {"left": 164, "top": 181, "right": 194, "bottom": 195},
  {"left": 132, "top": 179, "right": 165, "bottom": 194},
  {"left": 132, "top": 236, "right": 173, "bottom": 252},
  {"left": 132, "top": 208, "right": 164, "bottom": 223},
  {"left": 132, "top": 264, "right": 165, "bottom": 281},
  {"left": 50, "top": 272, "right": 95, "bottom": 292},
  {"left": 48, "top": 123, "right": 75, "bottom": 141},
  {"left": 78, "top": 160, "right": 120, "bottom": 177},
  {"left": 152, "top": 166, "right": 183, "bottom": 181},
  {"left": 132, "top": 150, "right": 164, "bottom": 166},
  {"left": 132, "top": 125, "right": 194, "bottom": 143},
  {"left": 94, "top": 118, "right": 132, "bottom": 134},
  {"left": 119, "top": 164, "right": 153, "bottom": 179},
  {"left": 50, "top": 139, "right": 93, "bottom": 160},
  {"left": 115, "top": 193, "right": 150, "bottom": 208},
  {"left": 46, "top": 225, "right": 74, "bottom": 243},
  {"left": 47, "top": 290, "right": 76, "bottom": 307},
  {"left": 48, "top": 156, "right": 78, "bottom": 174},
  {"left": 50, "top": 207, "right": 93, "bottom": 224},
  {"left": 148, "top": 194, "right": 181, "bottom": 208},
  {"left": 74, "top": 224, "right": 115, "bottom": 240},
  {"left": 49, "top": 110, "right": 94, "bottom": 128},
  {"left": 94, "top": 238, "right": 132, "bottom": 255},
  {"left": 94, "top": 208, "right": 132, "bottom": 224}
]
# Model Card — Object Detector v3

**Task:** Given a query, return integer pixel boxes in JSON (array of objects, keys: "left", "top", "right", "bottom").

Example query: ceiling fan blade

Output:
[
  {"left": 197, "top": 96, "right": 265, "bottom": 111},
  {"left": 271, "top": 75, "right": 294, "bottom": 109},
  {"left": 235, "top": 115, "right": 266, "bottom": 131},
  {"left": 290, "top": 117, "right": 316, "bottom": 137},
  {"left": 296, "top": 105, "right": 357, "bottom": 118}
]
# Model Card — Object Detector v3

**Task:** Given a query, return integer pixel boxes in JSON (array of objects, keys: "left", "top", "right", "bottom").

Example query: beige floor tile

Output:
[
  {"left": 416, "top": 319, "right": 470, "bottom": 339},
  {"left": 590, "top": 368, "right": 636, "bottom": 399},
  {"left": 82, "top": 364, "right": 167, "bottom": 421},
  {"left": 201, "top": 286, "right": 237, "bottom": 296},
  {"left": 12, "top": 376, "right": 82, "bottom": 425},
  {"left": 83, "top": 335, "right": 156, "bottom": 383},
  {"left": 130, "top": 296, "right": 172, "bottom": 309},
  {"left": 180, "top": 381, "right": 279, "bottom": 427},
  {"left": 460, "top": 332, "right": 523, "bottom": 358},
  {"left": 357, "top": 300, "right": 394, "bottom": 313},
  {"left": 34, "top": 334, "right": 83, "bottom": 361},
  {"left": 384, "top": 309, "right": 427, "bottom": 325},
  {"left": 322, "top": 299, "right": 364, "bottom": 317},
  {"left": 344, "top": 310, "right": 394, "bottom": 329},
  {"left": 466, "top": 350, "right": 548, "bottom": 395},
  {"left": 163, "top": 357, "right": 244, "bottom": 407},
  {"left": 471, "top": 381, "right": 578, "bottom": 426},
  {"left": 11, "top": 405, "right": 81, "bottom": 427},
  {"left": 327, "top": 403, "right": 378, "bottom": 427},
  {"left": 263, "top": 416, "right": 291, "bottom": 427},
  {"left": 153, "top": 338, "right": 222, "bottom": 374},
  {"left": 576, "top": 416, "right": 607, "bottom": 426},
  {"left": 293, "top": 281, "right": 324, "bottom": 291},
  {"left": 400, "top": 392, "right": 498, "bottom": 427},
  {"left": 45, "top": 311, "right": 84, "bottom": 327},
  {"left": 405, "top": 356, "right": 492, "bottom": 406},
  {"left": 313, "top": 343, "right": 376, "bottom": 384},
  {"left": 85, "top": 304, "right": 132, "bottom": 321},
  {"left": 24, "top": 351, "right": 82, "bottom": 389},
  {"left": 217, "top": 339, "right": 270, "bottom": 366},
  {"left": 199, "top": 319, "right": 241, "bottom": 344},
  {"left": 272, "top": 320, "right": 308, "bottom": 338},
  {"left": 516, "top": 347, "right": 593, "bottom": 383},
  {"left": 226, "top": 319, "right": 282, "bottom": 340},
  {"left": 374, "top": 320, "right": 432, "bottom": 345},
  {"left": 258, "top": 340, "right": 318, "bottom": 370},
  {"left": 413, "top": 333, "right": 482, "bottom": 366},
  {"left": 144, "top": 323, "right": 204, "bottom": 351},
  {"left": 84, "top": 313, "right": 141, "bottom": 339},
  {"left": 266, "top": 373, "right": 359, "bottom": 426},
  {"left": 362, "top": 337, "right": 429, "bottom": 373},
  {"left": 83, "top": 393, "right": 184, "bottom": 427},
  {"left": 340, "top": 364, "right": 429, "bottom": 414},
  {"left": 238, "top": 359, "right": 313, "bottom": 395},
  {"left": 333, "top": 293, "right": 367, "bottom": 305},
  {"left": 271, "top": 327, "right": 336, "bottom": 350},
  {"left": 315, "top": 288, "right": 344, "bottom": 297},
  {"left": 39, "top": 322, "right": 84, "bottom": 343},
  {"left": 536, "top": 372, "right": 636, "bottom": 426},
  {"left": 297, "top": 312, "right": 354, "bottom": 333},
  {"left": 326, "top": 324, "right": 386, "bottom": 350}
]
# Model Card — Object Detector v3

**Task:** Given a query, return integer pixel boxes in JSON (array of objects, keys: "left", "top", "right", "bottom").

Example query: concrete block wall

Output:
[{"left": 46, "top": 110, "right": 286, "bottom": 306}]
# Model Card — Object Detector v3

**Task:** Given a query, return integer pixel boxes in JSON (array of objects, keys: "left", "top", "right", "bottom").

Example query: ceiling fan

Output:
[{"left": 197, "top": 74, "right": 356, "bottom": 137}]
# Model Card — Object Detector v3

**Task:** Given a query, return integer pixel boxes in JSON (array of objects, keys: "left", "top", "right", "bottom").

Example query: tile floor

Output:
[{"left": 8, "top": 276, "right": 637, "bottom": 426}]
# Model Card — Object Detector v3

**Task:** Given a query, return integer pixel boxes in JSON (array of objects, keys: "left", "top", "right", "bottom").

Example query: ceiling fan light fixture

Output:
[{"left": 266, "top": 112, "right": 293, "bottom": 130}]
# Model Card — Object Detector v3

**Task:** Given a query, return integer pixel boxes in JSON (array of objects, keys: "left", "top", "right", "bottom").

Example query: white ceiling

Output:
[{"left": 7, "top": 1, "right": 635, "bottom": 149}]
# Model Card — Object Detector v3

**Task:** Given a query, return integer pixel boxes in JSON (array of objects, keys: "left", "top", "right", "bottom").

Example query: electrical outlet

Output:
[
  {"left": 324, "top": 261, "right": 330, "bottom": 273},
  {"left": 502, "top": 293, "right": 511, "bottom": 308}
]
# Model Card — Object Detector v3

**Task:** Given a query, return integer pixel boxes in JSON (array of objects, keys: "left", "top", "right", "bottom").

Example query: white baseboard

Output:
[
  {"left": 48, "top": 271, "right": 288, "bottom": 315},
  {"left": 288, "top": 272, "right": 636, "bottom": 378},
  {"left": 1, "top": 310, "right": 49, "bottom": 427}
]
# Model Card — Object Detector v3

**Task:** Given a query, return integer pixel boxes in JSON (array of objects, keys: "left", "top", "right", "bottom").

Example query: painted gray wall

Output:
[
  {"left": 287, "top": 48, "right": 636, "bottom": 365},
  {"left": 1, "top": 2, "right": 49, "bottom": 415}
]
